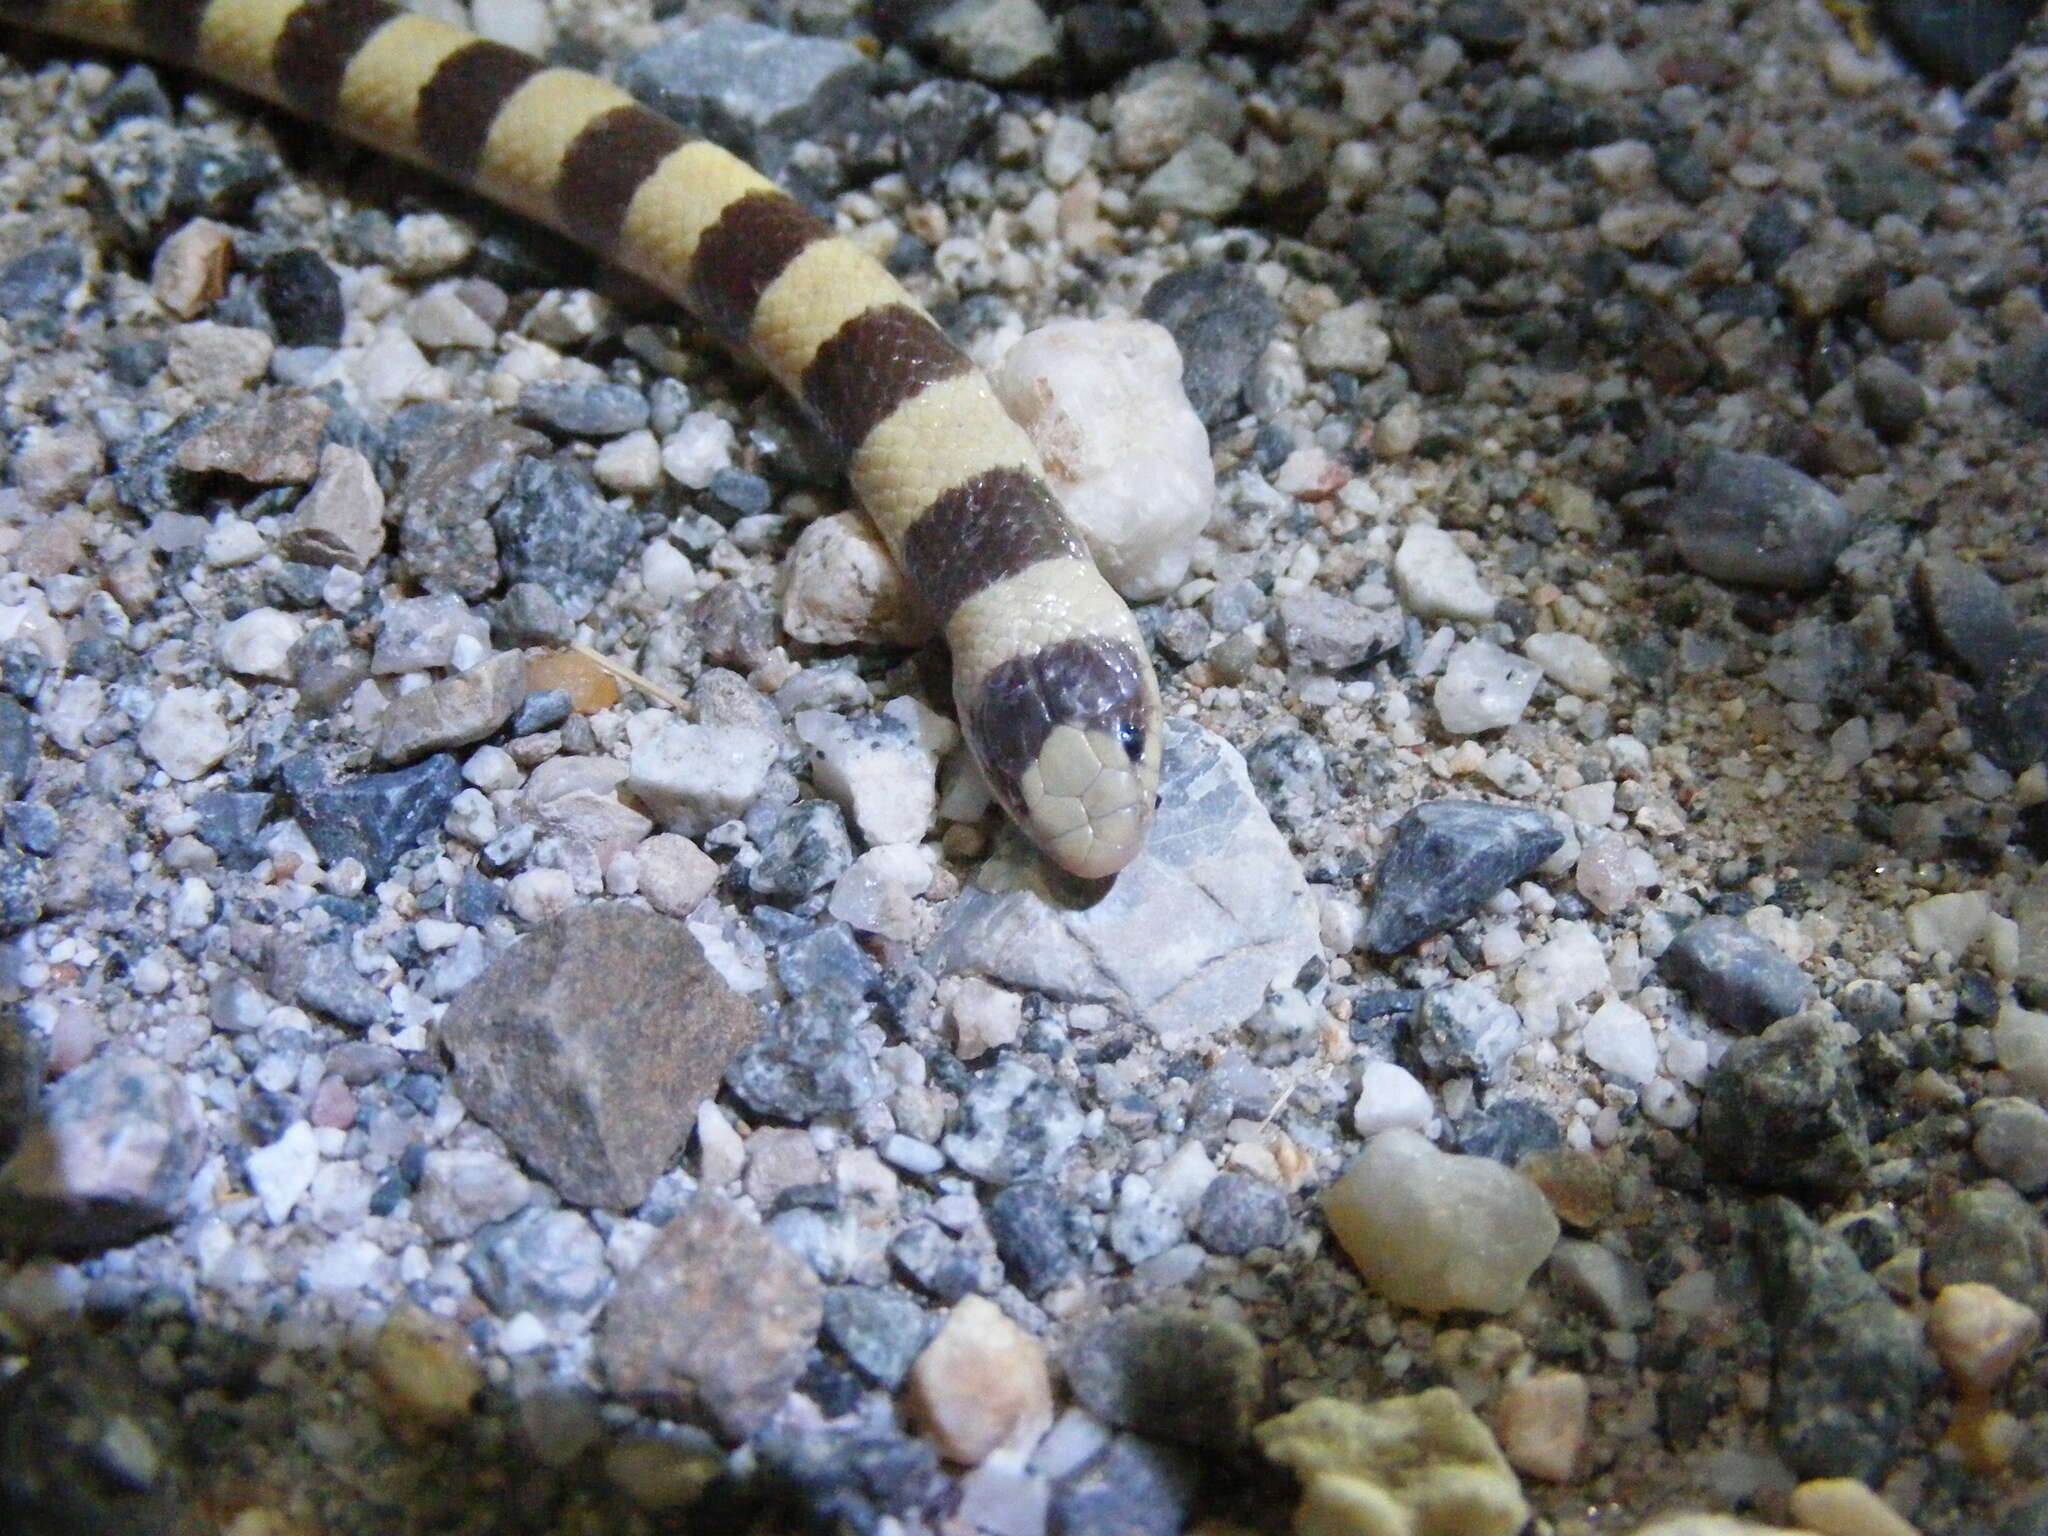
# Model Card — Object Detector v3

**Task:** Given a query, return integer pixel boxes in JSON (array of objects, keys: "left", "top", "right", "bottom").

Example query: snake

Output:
[{"left": 1, "top": 0, "right": 1165, "bottom": 880}]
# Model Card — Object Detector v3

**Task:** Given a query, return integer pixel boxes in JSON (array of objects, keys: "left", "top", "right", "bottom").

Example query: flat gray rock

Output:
[
  {"left": 440, "top": 904, "right": 763, "bottom": 1209},
  {"left": 928, "top": 721, "right": 1319, "bottom": 1046}
]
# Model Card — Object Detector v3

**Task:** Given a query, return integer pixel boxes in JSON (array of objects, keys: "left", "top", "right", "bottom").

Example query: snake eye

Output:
[{"left": 1118, "top": 719, "right": 1146, "bottom": 761}]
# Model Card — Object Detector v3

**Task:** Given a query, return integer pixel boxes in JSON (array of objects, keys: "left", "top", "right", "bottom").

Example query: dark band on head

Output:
[
  {"left": 803, "top": 303, "right": 973, "bottom": 457},
  {"left": 554, "top": 104, "right": 687, "bottom": 251},
  {"left": 414, "top": 39, "right": 540, "bottom": 180},
  {"left": 685, "top": 189, "right": 826, "bottom": 342},
  {"left": 136, "top": 0, "right": 211, "bottom": 62},
  {"left": 273, "top": 0, "right": 398, "bottom": 122},
  {"left": 900, "top": 466, "right": 1088, "bottom": 622},
  {"left": 970, "top": 637, "right": 1151, "bottom": 789}
]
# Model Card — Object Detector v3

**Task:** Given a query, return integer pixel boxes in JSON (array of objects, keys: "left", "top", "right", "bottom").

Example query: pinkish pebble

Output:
[
  {"left": 309, "top": 1074, "right": 358, "bottom": 1130},
  {"left": 47, "top": 1006, "right": 104, "bottom": 1075}
]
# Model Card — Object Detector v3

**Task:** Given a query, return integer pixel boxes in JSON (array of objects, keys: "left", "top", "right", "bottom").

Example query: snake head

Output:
[{"left": 965, "top": 637, "right": 1163, "bottom": 880}]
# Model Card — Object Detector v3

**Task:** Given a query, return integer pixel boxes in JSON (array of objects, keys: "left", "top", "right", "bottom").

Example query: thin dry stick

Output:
[{"left": 568, "top": 641, "right": 689, "bottom": 714}]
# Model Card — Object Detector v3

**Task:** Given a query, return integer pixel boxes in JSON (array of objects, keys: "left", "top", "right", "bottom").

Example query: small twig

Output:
[{"left": 569, "top": 641, "right": 689, "bottom": 713}]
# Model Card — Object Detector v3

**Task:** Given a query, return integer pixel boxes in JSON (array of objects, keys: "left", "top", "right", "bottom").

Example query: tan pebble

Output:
[
  {"left": 1518, "top": 1148, "right": 1615, "bottom": 1230},
  {"left": 1493, "top": 1369, "right": 1587, "bottom": 1482},
  {"left": 152, "top": 216, "right": 235, "bottom": 319},
  {"left": 527, "top": 649, "right": 622, "bottom": 714},
  {"left": 907, "top": 1294, "right": 1052, "bottom": 1465},
  {"left": 1946, "top": 1399, "right": 2024, "bottom": 1473},
  {"left": 1927, "top": 1282, "right": 2041, "bottom": 1392},
  {"left": 1788, "top": 1478, "right": 1919, "bottom": 1536},
  {"left": 371, "top": 1303, "right": 482, "bottom": 1428}
]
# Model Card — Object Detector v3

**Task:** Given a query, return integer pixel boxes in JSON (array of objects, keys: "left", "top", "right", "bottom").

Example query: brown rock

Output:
[
  {"left": 282, "top": 443, "right": 388, "bottom": 572},
  {"left": 907, "top": 1295, "right": 1053, "bottom": 1465},
  {"left": 175, "top": 394, "right": 330, "bottom": 484},
  {"left": 371, "top": 1303, "right": 483, "bottom": 1429},
  {"left": 374, "top": 649, "right": 528, "bottom": 763},
  {"left": 439, "top": 904, "right": 762, "bottom": 1209},
  {"left": 1493, "top": 1369, "right": 1588, "bottom": 1482},
  {"left": 151, "top": 216, "right": 234, "bottom": 319},
  {"left": 598, "top": 1193, "right": 822, "bottom": 1439},
  {"left": 393, "top": 414, "right": 544, "bottom": 598},
  {"left": 526, "top": 648, "right": 622, "bottom": 714}
]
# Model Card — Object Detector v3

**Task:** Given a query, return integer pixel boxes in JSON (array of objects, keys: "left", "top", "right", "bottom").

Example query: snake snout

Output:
[{"left": 966, "top": 636, "right": 1163, "bottom": 879}]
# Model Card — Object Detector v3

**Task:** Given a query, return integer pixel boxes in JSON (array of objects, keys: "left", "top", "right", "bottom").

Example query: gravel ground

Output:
[{"left": 2, "top": 1, "right": 2047, "bottom": 1533}]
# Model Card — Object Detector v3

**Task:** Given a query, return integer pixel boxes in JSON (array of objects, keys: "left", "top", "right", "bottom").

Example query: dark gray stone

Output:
[
  {"left": 0, "top": 698, "right": 35, "bottom": 803},
  {"left": 749, "top": 801, "right": 854, "bottom": 899},
  {"left": 492, "top": 457, "right": 641, "bottom": 618},
  {"left": 1874, "top": 0, "right": 2039, "bottom": 85},
  {"left": 192, "top": 790, "right": 275, "bottom": 871},
  {"left": 776, "top": 922, "right": 879, "bottom": 1012},
  {"left": 1192, "top": 1172, "right": 1290, "bottom": 1256},
  {"left": 1924, "top": 1182, "right": 2048, "bottom": 1313},
  {"left": 619, "top": 17, "right": 877, "bottom": 178},
  {"left": 1851, "top": 356, "right": 1927, "bottom": 441},
  {"left": 725, "top": 995, "right": 882, "bottom": 1122},
  {"left": 0, "top": 849, "right": 43, "bottom": 936},
  {"left": 1659, "top": 915, "right": 1814, "bottom": 1034},
  {"left": 1914, "top": 556, "right": 2020, "bottom": 685},
  {"left": 1348, "top": 213, "right": 1445, "bottom": 301},
  {"left": 0, "top": 239, "right": 83, "bottom": 343},
  {"left": 1363, "top": 800, "right": 1564, "bottom": 955},
  {"left": 987, "top": 1178, "right": 1090, "bottom": 1295},
  {"left": 1139, "top": 266, "right": 1282, "bottom": 425},
  {"left": 466, "top": 1206, "right": 612, "bottom": 1314},
  {"left": 291, "top": 943, "right": 386, "bottom": 1030},
  {"left": 888, "top": 1219, "right": 1001, "bottom": 1303},
  {"left": 1667, "top": 450, "right": 1852, "bottom": 591},
  {"left": 1750, "top": 1196, "right": 1931, "bottom": 1482},
  {"left": 1989, "top": 328, "right": 2048, "bottom": 427},
  {"left": 283, "top": 752, "right": 462, "bottom": 882},
  {"left": 1049, "top": 1435, "right": 1199, "bottom": 1536},
  {"left": 822, "top": 1286, "right": 934, "bottom": 1389},
  {"left": 257, "top": 248, "right": 344, "bottom": 348},
  {"left": 508, "top": 689, "right": 572, "bottom": 736},
  {"left": 1698, "top": 1013, "right": 1869, "bottom": 1198},
  {"left": 392, "top": 414, "right": 545, "bottom": 599},
  {"left": 1063, "top": 1308, "right": 1266, "bottom": 1450},
  {"left": 516, "top": 380, "right": 650, "bottom": 439},
  {"left": 1454, "top": 1096, "right": 1562, "bottom": 1164},
  {"left": 1441, "top": 0, "right": 1528, "bottom": 54},
  {"left": 899, "top": 78, "right": 999, "bottom": 194},
  {"left": 1970, "top": 632, "right": 2048, "bottom": 774}
]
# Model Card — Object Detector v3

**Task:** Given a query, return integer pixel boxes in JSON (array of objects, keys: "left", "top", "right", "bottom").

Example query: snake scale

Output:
[{"left": 1, "top": 0, "right": 1166, "bottom": 879}]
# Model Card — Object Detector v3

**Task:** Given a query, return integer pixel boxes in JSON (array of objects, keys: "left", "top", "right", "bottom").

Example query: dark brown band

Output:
[
  {"left": 802, "top": 303, "right": 972, "bottom": 458},
  {"left": 273, "top": 0, "right": 398, "bottom": 122},
  {"left": 685, "top": 189, "right": 826, "bottom": 342},
  {"left": 414, "top": 39, "right": 540, "bottom": 179},
  {"left": 554, "top": 103, "right": 688, "bottom": 251},
  {"left": 900, "top": 466, "right": 1088, "bottom": 623}
]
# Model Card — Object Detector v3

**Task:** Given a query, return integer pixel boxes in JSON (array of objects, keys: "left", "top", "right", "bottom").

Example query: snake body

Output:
[{"left": 3, "top": 0, "right": 1164, "bottom": 879}]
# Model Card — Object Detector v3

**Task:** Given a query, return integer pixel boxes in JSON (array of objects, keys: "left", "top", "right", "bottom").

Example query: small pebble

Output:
[
  {"left": 907, "top": 1294, "right": 1053, "bottom": 1465},
  {"left": 1926, "top": 1282, "right": 2041, "bottom": 1392}
]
